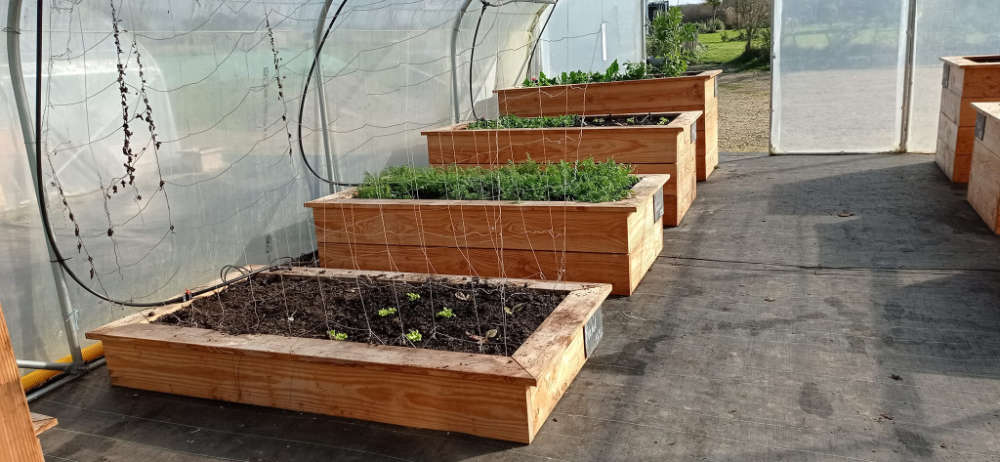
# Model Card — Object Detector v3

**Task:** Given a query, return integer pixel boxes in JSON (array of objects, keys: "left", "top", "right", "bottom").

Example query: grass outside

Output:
[{"left": 695, "top": 29, "right": 770, "bottom": 72}]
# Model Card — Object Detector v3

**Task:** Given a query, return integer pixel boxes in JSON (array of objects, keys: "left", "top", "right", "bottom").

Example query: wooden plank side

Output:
[
  {"left": 936, "top": 135, "right": 957, "bottom": 182},
  {"left": 90, "top": 323, "right": 535, "bottom": 385},
  {"left": 977, "top": 104, "right": 1000, "bottom": 156},
  {"left": 496, "top": 75, "right": 711, "bottom": 117},
  {"left": 0, "top": 304, "right": 46, "bottom": 462},
  {"left": 936, "top": 113, "right": 960, "bottom": 182},
  {"left": 700, "top": 92, "right": 720, "bottom": 181},
  {"left": 625, "top": 186, "right": 664, "bottom": 292},
  {"left": 944, "top": 63, "right": 965, "bottom": 94},
  {"left": 513, "top": 285, "right": 608, "bottom": 440},
  {"left": 968, "top": 140, "right": 1000, "bottom": 234},
  {"left": 30, "top": 414, "right": 57, "bottom": 436},
  {"left": 958, "top": 97, "right": 1000, "bottom": 127},
  {"left": 318, "top": 243, "right": 634, "bottom": 295},
  {"left": 961, "top": 67, "right": 1000, "bottom": 98},
  {"left": 425, "top": 128, "right": 680, "bottom": 165},
  {"left": 940, "top": 86, "right": 962, "bottom": 125},
  {"left": 628, "top": 135, "right": 696, "bottom": 227},
  {"left": 312, "top": 204, "right": 631, "bottom": 254},
  {"left": 525, "top": 327, "right": 586, "bottom": 440},
  {"left": 101, "top": 339, "right": 534, "bottom": 443}
]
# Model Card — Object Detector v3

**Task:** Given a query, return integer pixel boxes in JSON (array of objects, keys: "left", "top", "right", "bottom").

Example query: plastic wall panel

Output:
[
  {"left": 772, "top": 0, "right": 909, "bottom": 153},
  {"left": 906, "top": 0, "right": 1000, "bottom": 153},
  {"left": 539, "top": 0, "right": 644, "bottom": 75},
  {"left": 0, "top": 0, "right": 548, "bottom": 367},
  {"left": 318, "top": 1, "right": 539, "bottom": 181}
]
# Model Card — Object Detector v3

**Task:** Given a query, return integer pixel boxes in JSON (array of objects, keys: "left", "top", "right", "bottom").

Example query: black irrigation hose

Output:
[
  {"left": 468, "top": 1, "right": 489, "bottom": 121},
  {"left": 468, "top": 0, "right": 557, "bottom": 121},
  {"left": 296, "top": 0, "right": 360, "bottom": 187},
  {"left": 32, "top": 1, "right": 295, "bottom": 308}
]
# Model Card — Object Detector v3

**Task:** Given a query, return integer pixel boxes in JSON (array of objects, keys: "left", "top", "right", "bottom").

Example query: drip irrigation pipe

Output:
[
  {"left": 467, "top": 0, "right": 557, "bottom": 121},
  {"left": 296, "top": 0, "right": 360, "bottom": 187}
]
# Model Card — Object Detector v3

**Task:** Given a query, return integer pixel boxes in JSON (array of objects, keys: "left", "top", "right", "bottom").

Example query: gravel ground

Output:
[{"left": 718, "top": 71, "right": 771, "bottom": 153}]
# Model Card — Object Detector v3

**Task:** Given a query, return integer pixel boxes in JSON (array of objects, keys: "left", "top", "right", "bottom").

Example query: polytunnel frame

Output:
[{"left": 4, "top": 0, "right": 564, "bottom": 398}]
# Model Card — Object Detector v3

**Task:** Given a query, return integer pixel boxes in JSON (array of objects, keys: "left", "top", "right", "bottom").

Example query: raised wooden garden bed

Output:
[
  {"left": 968, "top": 102, "right": 1000, "bottom": 234},
  {"left": 306, "top": 174, "right": 667, "bottom": 295},
  {"left": 422, "top": 113, "right": 697, "bottom": 227},
  {"left": 937, "top": 55, "right": 1000, "bottom": 183},
  {"left": 494, "top": 70, "right": 721, "bottom": 181},
  {"left": 87, "top": 268, "right": 611, "bottom": 443}
]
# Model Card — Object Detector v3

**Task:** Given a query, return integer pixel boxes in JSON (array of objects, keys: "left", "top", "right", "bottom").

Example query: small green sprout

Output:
[
  {"left": 626, "top": 117, "right": 637, "bottom": 125},
  {"left": 657, "top": 117, "right": 671, "bottom": 125},
  {"left": 406, "top": 292, "right": 421, "bottom": 302},
  {"left": 405, "top": 329, "right": 423, "bottom": 342},
  {"left": 327, "top": 330, "right": 348, "bottom": 341},
  {"left": 436, "top": 307, "right": 455, "bottom": 318},
  {"left": 377, "top": 307, "right": 397, "bottom": 317}
]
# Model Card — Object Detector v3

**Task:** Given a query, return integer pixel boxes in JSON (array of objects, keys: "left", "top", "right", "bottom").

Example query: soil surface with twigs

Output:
[
  {"left": 157, "top": 273, "right": 565, "bottom": 356},
  {"left": 718, "top": 71, "right": 771, "bottom": 152}
]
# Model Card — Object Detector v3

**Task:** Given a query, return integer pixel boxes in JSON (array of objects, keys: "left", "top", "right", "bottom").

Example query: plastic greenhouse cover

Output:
[{"left": 0, "top": 0, "right": 642, "bottom": 367}]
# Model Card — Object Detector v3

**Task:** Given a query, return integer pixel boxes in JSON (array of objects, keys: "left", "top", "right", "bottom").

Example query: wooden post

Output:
[{"left": 1, "top": 304, "right": 47, "bottom": 462}]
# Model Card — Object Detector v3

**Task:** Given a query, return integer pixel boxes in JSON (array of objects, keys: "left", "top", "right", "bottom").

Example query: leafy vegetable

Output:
[
  {"left": 356, "top": 159, "right": 639, "bottom": 203},
  {"left": 327, "top": 330, "right": 348, "bottom": 341},
  {"left": 377, "top": 307, "right": 397, "bottom": 317}
]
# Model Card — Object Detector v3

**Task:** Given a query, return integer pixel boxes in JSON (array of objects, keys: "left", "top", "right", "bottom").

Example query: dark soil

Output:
[{"left": 157, "top": 272, "right": 566, "bottom": 356}]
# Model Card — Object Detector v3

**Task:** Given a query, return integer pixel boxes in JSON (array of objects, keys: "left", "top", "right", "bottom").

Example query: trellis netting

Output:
[{"left": 0, "top": 0, "right": 643, "bottom": 369}]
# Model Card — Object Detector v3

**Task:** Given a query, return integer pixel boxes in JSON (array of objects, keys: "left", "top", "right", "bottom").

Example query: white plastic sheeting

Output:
[
  {"left": 772, "top": 0, "right": 1000, "bottom": 154},
  {"left": 0, "top": 0, "right": 641, "bottom": 368},
  {"left": 538, "top": 0, "right": 644, "bottom": 75},
  {"left": 907, "top": 0, "right": 1000, "bottom": 153},
  {"left": 771, "top": 0, "right": 909, "bottom": 153}
]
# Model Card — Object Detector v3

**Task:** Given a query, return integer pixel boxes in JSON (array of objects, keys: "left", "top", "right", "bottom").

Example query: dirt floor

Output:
[{"left": 718, "top": 71, "right": 771, "bottom": 153}]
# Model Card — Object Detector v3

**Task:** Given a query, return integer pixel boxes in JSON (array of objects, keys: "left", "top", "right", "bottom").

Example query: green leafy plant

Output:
[
  {"left": 658, "top": 117, "right": 671, "bottom": 125},
  {"left": 467, "top": 114, "right": 580, "bottom": 130},
  {"left": 377, "top": 307, "right": 397, "bottom": 317},
  {"left": 521, "top": 59, "right": 654, "bottom": 87},
  {"left": 356, "top": 159, "right": 639, "bottom": 203},
  {"left": 405, "top": 329, "right": 423, "bottom": 342},
  {"left": 436, "top": 307, "right": 455, "bottom": 318},
  {"left": 405, "top": 292, "right": 421, "bottom": 302},
  {"left": 646, "top": 7, "right": 699, "bottom": 77},
  {"left": 327, "top": 330, "right": 348, "bottom": 341}
]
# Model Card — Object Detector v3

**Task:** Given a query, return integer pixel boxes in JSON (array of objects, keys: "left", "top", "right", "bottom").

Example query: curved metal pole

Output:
[
  {"left": 6, "top": 0, "right": 84, "bottom": 371},
  {"left": 450, "top": 0, "right": 558, "bottom": 123},
  {"left": 450, "top": 0, "right": 474, "bottom": 123},
  {"left": 313, "top": 0, "right": 341, "bottom": 193}
]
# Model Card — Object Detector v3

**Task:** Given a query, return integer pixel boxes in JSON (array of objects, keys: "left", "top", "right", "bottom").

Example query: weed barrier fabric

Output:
[{"left": 158, "top": 274, "right": 564, "bottom": 356}]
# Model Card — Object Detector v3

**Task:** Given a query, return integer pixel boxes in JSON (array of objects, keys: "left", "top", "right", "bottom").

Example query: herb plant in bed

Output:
[
  {"left": 306, "top": 161, "right": 667, "bottom": 295},
  {"left": 86, "top": 267, "right": 612, "bottom": 443},
  {"left": 494, "top": 60, "right": 722, "bottom": 181},
  {"left": 422, "top": 112, "right": 698, "bottom": 226}
]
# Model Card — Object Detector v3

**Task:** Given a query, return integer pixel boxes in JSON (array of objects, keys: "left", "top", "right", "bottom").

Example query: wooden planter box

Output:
[
  {"left": 306, "top": 175, "right": 667, "bottom": 295},
  {"left": 422, "top": 112, "right": 698, "bottom": 227},
  {"left": 87, "top": 268, "right": 612, "bottom": 444},
  {"left": 494, "top": 70, "right": 721, "bottom": 181},
  {"left": 936, "top": 55, "right": 1000, "bottom": 183},
  {"left": 968, "top": 102, "right": 1000, "bottom": 234}
]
